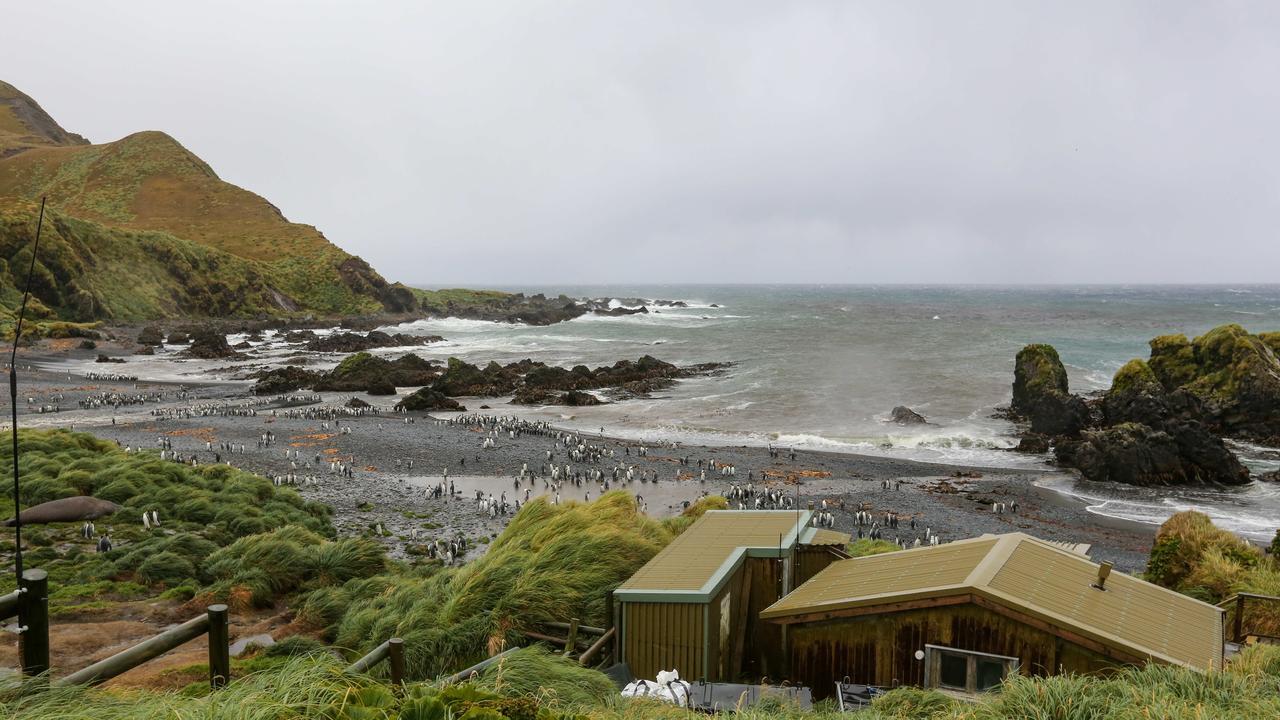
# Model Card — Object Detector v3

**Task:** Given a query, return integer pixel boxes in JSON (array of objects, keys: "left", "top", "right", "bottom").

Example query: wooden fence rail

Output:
[
  {"left": 1219, "top": 592, "right": 1280, "bottom": 644},
  {"left": 54, "top": 605, "right": 230, "bottom": 689},
  {"left": 1, "top": 569, "right": 50, "bottom": 677},
  {"left": 346, "top": 638, "right": 405, "bottom": 685}
]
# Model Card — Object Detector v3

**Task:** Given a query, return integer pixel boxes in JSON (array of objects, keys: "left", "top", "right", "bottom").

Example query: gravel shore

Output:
[{"left": 6, "top": 342, "right": 1157, "bottom": 572}]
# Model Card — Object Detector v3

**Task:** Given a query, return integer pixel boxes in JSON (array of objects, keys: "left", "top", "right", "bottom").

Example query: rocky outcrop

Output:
[
  {"left": 313, "top": 352, "right": 439, "bottom": 393},
  {"left": 186, "top": 329, "right": 245, "bottom": 359},
  {"left": 166, "top": 331, "right": 189, "bottom": 344},
  {"left": 1009, "top": 333, "right": 1262, "bottom": 487},
  {"left": 136, "top": 325, "right": 165, "bottom": 346},
  {"left": 592, "top": 305, "right": 649, "bottom": 316},
  {"left": 1056, "top": 422, "right": 1248, "bottom": 486},
  {"left": 396, "top": 388, "right": 465, "bottom": 412},
  {"left": 1147, "top": 325, "right": 1280, "bottom": 444},
  {"left": 1010, "top": 344, "right": 1090, "bottom": 437},
  {"left": 252, "top": 366, "right": 322, "bottom": 395},
  {"left": 511, "top": 388, "right": 604, "bottom": 406},
  {"left": 305, "top": 331, "right": 441, "bottom": 353},
  {"left": 250, "top": 352, "right": 726, "bottom": 403},
  {"left": 890, "top": 406, "right": 928, "bottom": 425}
]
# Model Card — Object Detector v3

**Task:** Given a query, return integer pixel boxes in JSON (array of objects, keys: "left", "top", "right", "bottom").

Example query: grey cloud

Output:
[{"left": 4, "top": 1, "right": 1277, "bottom": 284}]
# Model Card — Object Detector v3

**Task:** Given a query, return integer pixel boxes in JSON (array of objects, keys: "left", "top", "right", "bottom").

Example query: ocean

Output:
[{"left": 387, "top": 285, "right": 1280, "bottom": 540}]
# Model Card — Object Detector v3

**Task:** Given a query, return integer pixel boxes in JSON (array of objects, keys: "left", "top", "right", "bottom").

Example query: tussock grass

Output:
[
  {"left": 326, "top": 492, "right": 732, "bottom": 680},
  {"left": 1, "top": 430, "right": 381, "bottom": 609}
]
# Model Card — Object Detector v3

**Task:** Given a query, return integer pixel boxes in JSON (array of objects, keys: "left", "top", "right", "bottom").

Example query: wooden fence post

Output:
[
  {"left": 564, "top": 618, "right": 580, "bottom": 656},
  {"left": 388, "top": 637, "right": 405, "bottom": 685},
  {"left": 18, "top": 568, "right": 49, "bottom": 677},
  {"left": 1234, "top": 595, "right": 1244, "bottom": 642},
  {"left": 207, "top": 604, "right": 230, "bottom": 690}
]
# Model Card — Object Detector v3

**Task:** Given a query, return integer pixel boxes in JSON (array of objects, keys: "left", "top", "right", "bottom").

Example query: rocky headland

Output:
[{"left": 1010, "top": 324, "right": 1278, "bottom": 486}]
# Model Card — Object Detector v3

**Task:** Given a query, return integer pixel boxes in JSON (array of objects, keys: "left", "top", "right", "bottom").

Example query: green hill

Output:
[{"left": 0, "top": 80, "right": 419, "bottom": 330}]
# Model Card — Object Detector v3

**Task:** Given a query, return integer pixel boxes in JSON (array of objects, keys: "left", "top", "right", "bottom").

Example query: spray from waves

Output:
[
  {"left": 383, "top": 317, "right": 508, "bottom": 334},
  {"left": 569, "top": 312, "right": 727, "bottom": 327},
  {"left": 1038, "top": 475, "right": 1280, "bottom": 541}
]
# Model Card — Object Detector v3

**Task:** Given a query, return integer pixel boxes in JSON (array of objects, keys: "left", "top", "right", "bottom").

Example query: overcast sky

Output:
[{"left": 4, "top": 2, "right": 1279, "bottom": 286}]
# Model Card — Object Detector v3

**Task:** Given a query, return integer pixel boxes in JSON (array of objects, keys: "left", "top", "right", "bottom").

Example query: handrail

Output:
[
  {"left": 346, "top": 637, "right": 404, "bottom": 685},
  {"left": 442, "top": 647, "right": 520, "bottom": 685},
  {"left": 1218, "top": 592, "right": 1280, "bottom": 643},
  {"left": 54, "top": 605, "right": 229, "bottom": 688},
  {"left": 0, "top": 588, "right": 18, "bottom": 621},
  {"left": 1217, "top": 592, "right": 1280, "bottom": 607},
  {"left": 578, "top": 627, "right": 616, "bottom": 667}
]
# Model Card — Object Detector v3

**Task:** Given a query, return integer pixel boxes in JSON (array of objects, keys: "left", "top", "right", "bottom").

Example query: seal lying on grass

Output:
[{"left": 3, "top": 496, "right": 121, "bottom": 526}]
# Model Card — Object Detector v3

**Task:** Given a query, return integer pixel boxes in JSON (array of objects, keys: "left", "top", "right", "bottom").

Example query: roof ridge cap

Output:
[{"left": 964, "top": 534, "right": 1020, "bottom": 588}]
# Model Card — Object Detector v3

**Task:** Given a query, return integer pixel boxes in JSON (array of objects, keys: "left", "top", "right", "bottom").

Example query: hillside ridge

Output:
[{"left": 0, "top": 80, "right": 421, "bottom": 329}]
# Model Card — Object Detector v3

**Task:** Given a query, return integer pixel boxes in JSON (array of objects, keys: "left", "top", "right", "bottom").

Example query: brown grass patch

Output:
[{"left": 762, "top": 468, "right": 832, "bottom": 484}]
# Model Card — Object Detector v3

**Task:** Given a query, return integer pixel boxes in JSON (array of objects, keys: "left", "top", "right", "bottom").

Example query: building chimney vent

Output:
[{"left": 1092, "top": 561, "right": 1113, "bottom": 591}]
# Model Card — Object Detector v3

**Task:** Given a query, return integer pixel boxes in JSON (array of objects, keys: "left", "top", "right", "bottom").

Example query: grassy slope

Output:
[{"left": 0, "top": 81, "right": 402, "bottom": 322}]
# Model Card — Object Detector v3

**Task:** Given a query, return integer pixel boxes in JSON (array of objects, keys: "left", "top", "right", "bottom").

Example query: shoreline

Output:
[{"left": 6, "top": 343, "right": 1162, "bottom": 573}]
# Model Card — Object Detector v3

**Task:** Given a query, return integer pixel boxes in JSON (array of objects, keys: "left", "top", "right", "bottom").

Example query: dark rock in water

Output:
[
  {"left": 890, "top": 406, "right": 928, "bottom": 425},
  {"left": 186, "top": 329, "right": 245, "bottom": 359},
  {"left": 95, "top": 353, "right": 125, "bottom": 364},
  {"left": 134, "top": 345, "right": 155, "bottom": 356},
  {"left": 709, "top": 303, "right": 720, "bottom": 308},
  {"left": 306, "top": 331, "right": 441, "bottom": 353},
  {"left": 1015, "top": 433, "right": 1052, "bottom": 454},
  {"left": 166, "top": 331, "right": 189, "bottom": 344},
  {"left": 592, "top": 305, "right": 648, "bottom": 316},
  {"left": 1055, "top": 422, "right": 1250, "bottom": 486},
  {"left": 246, "top": 332, "right": 265, "bottom": 342},
  {"left": 284, "top": 330, "right": 317, "bottom": 343},
  {"left": 232, "top": 340, "right": 253, "bottom": 350},
  {"left": 345, "top": 397, "right": 371, "bottom": 409},
  {"left": 397, "top": 388, "right": 465, "bottom": 412},
  {"left": 78, "top": 339, "right": 97, "bottom": 350},
  {"left": 4, "top": 496, "right": 121, "bottom": 526},
  {"left": 253, "top": 367, "right": 322, "bottom": 395},
  {"left": 511, "top": 388, "right": 605, "bottom": 406},
  {"left": 137, "top": 325, "right": 165, "bottom": 346},
  {"left": 1011, "top": 344, "right": 1089, "bottom": 437},
  {"left": 1260, "top": 470, "right": 1280, "bottom": 483},
  {"left": 479, "top": 404, "right": 492, "bottom": 409},
  {"left": 315, "top": 352, "right": 439, "bottom": 393}
]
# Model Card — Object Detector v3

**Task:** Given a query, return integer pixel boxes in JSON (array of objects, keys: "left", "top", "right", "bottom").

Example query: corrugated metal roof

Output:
[
  {"left": 760, "top": 533, "right": 1223, "bottom": 671},
  {"left": 763, "top": 537, "right": 997, "bottom": 615},
  {"left": 803, "top": 528, "right": 852, "bottom": 546},
  {"left": 616, "top": 511, "right": 809, "bottom": 600}
]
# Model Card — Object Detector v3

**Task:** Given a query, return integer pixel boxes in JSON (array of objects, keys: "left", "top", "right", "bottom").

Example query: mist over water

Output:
[{"left": 389, "top": 284, "right": 1280, "bottom": 538}]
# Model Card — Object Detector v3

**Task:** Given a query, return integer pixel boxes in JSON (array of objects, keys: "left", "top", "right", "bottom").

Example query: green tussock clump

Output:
[
  {"left": 1147, "top": 511, "right": 1280, "bottom": 638},
  {"left": 202, "top": 525, "right": 386, "bottom": 607},
  {"left": 1145, "top": 511, "right": 1262, "bottom": 599},
  {"left": 478, "top": 646, "right": 616, "bottom": 709},
  {"left": 845, "top": 538, "right": 902, "bottom": 558},
  {"left": 1109, "top": 357, "right": 1162, "bottom": 396},
  {"left": 330, "top": 491, "right": 681, "bottom": 679},
  {"left": 0, "top": 429, "right": 375, "bottom": 609}
]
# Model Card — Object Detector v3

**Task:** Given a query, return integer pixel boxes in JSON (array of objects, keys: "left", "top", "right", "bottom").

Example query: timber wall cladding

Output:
[
  {"left": 788, "top": 604, "right": 1118, "bottom": 695},
  {"left": 622, "top": 602, "right": 704, "bottom": 680}
]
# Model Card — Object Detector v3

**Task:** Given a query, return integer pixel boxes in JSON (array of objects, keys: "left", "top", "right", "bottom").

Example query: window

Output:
[
  {"left": 938, "top": 652, "right": 968, "bottom": 689},
  {"left": 924, "top": 645, "right": 1019, "bottom": 694}
]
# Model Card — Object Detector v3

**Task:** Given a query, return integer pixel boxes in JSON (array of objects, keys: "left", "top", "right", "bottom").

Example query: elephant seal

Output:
[{"left": 3, "top": 496, "right": 122, "bottom": 526}]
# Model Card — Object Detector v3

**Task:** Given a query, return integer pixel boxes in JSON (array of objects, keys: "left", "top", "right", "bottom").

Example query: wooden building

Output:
[
  {"left": 761, "top": 533, "right": 1223, "bottom": 697},
  {"left": 614, "top": 510, "right": 848, "bottom": 682}
]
